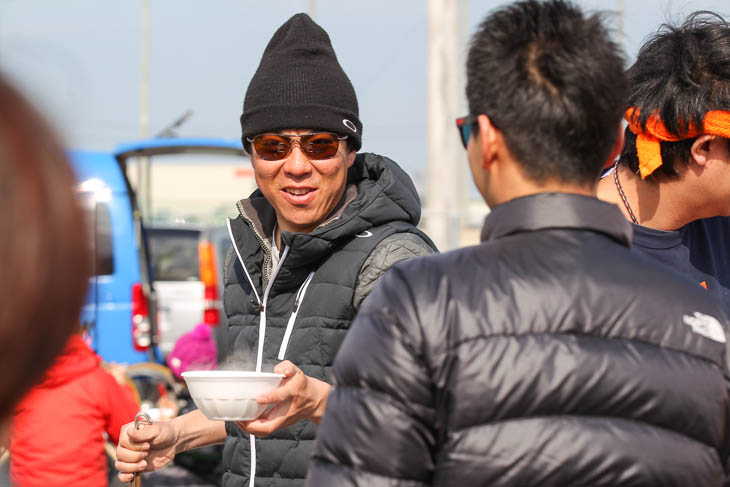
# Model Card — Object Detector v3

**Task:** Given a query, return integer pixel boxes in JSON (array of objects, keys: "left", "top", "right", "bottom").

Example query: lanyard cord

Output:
[{"left": 613, "top": 161, "right": 639, "bottom": 224}]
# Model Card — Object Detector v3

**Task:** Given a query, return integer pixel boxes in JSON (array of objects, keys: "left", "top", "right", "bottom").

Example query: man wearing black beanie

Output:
[{"left": 116, "top": 13, "right": 436, "bottom": 487}]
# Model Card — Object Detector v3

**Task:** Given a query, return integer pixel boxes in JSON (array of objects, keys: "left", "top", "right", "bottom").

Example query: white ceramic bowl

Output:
[{"left": 182, "top": 371, "right": 284, "bottom": 421}]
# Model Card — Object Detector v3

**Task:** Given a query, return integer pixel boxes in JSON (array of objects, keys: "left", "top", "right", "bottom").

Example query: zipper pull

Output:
[{"left": 249, "top": 296, "right": 264, "bottom": 313}]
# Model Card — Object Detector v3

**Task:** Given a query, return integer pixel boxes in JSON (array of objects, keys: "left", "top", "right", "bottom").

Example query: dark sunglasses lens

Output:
[
  {"left": 459, "top": 124, "right": 471, "bottom": 148},
  {"left": 301, "top": 133, "right": 340, "bottom": 159},
  {"left": 254, "top": 135, "right": 290, "bottom": 161},
  {"left": 253, "top": 133, "right": 341, "bottom": 161}
]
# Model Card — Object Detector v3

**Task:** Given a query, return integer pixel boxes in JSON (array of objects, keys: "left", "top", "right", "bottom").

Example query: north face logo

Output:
[{"left": 683, "top": 311, "right": 727, "bottom": 343}]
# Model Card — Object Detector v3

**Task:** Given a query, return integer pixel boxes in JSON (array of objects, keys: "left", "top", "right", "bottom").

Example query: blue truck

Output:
[
  {"left": 71, "top": 149, "right": 159, "bottom": 364},
  {"left": 70, "top": 138, "right": 245, "bottom": 365}
]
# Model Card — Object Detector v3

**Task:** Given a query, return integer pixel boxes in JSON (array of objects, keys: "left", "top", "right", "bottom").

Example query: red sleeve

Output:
[{"left": 97, "top": 370, "right": 140, "bottom": 444}]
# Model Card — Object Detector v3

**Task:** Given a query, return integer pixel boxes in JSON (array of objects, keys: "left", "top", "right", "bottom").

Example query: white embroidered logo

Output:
[
  {"left": 683, "top": 311, "right": 727, "bottom": 343},
  {"left": 343, "top": 119, "right": 357, "bottom": 133},
  {"left": 355, "top": 231, "right": 373, "bottom": 238}
]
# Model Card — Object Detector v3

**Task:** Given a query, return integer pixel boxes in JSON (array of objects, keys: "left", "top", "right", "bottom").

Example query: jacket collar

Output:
[
  {"left": 481, "top": 192, "right": 633, "bottom": 247},
  {"left": 236, "top": 184, "right": 357, "bottom": 247},
  {"left": 230, "top": 152, "right": 424, "bottom": 291},
  {"left": 34, "top": 334, "right": 100, "bottom": 389}
]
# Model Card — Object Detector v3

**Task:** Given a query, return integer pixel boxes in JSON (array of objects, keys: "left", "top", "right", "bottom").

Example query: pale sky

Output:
[{"left": 1, "top": 0, "right": 728, "bottom": 184}]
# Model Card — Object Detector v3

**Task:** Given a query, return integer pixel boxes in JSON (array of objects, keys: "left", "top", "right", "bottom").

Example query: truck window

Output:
[
  {"left": 79, "top": 194, "right": 114, "bottom": 276},
  {"left": 147, "top": 229, "right": 201, "bottom": 281}
]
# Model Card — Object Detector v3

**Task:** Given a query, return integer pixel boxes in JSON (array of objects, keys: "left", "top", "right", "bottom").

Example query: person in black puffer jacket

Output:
[
  {"left": 114, "top": 12, "right": 436, "bottom": 487},
  {"left": 308, "top": 2, "right": 730, "bottom": 486}
]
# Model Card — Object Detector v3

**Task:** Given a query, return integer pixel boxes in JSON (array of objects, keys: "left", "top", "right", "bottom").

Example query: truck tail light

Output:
[
  {"left": 132, "top": 282, "right": 152, "bottom": 350},
  {"left": 199, "top": 241, "right": 221, "bottom": 326}
]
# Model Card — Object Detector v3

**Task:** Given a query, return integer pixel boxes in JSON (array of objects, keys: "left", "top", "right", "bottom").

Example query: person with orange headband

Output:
[{"left": 597, "top": 11, "right": 730, "bottom": 313}]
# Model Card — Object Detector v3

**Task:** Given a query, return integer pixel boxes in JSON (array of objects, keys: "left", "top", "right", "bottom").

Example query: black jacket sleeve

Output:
[{"left": 307, "top": 265, "right": 436, "bottom": 486}]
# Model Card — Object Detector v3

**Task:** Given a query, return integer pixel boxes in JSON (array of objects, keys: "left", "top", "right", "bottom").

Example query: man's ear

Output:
[
  {"left": 690, "top": 134, "right": 716, "bottom": 167},
  {"left": 476, "top": 114, "right": 499, "bottom": 170},
  {"left": 604, "top": 124, "right": 625, "bottom": 169},
  {"left": 345, "top": 149, "right": 357, "bottom": 168}
]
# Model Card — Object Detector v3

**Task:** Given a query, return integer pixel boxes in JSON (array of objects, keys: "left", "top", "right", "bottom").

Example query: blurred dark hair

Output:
[
  {"left": 619, "top": 11, "right": 730, "bottom": 181},
  {"left": 0, "top": 73, "right": 90, "bottom": 420},
  {"left": 466, "top": 0, "right": 627, "bottom": 186}
]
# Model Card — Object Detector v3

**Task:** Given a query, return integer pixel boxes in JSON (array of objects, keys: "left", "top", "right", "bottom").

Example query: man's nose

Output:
[{"left": 283, "top": 142, "right": 313, "bottom": 174}]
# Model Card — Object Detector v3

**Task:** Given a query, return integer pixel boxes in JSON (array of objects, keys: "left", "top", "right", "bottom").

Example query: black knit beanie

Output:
[{"left": 241, "top": 13, "right": 362, "bottom": 151}]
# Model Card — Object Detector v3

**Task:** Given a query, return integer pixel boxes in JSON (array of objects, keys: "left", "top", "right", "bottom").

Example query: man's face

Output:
[{"left": 250, "top": 129, "right": 356, "bottom": 234}]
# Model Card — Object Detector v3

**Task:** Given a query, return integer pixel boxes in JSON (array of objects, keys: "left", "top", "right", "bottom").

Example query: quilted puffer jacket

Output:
[
  {"left": 309, "top": 192, "right": 730, "bottom": 487},
  {"left": 221, "top": 152, "right": 436, "bottom": 486}
]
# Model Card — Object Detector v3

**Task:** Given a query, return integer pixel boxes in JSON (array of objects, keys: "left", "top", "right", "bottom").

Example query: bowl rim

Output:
[{"left": 181, "top": 371, "right": 285, "bottom": 379}]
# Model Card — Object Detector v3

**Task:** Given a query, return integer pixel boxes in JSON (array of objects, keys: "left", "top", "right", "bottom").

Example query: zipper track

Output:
[
  {"left": 226, "top": 218, "right": 261, "bottom": 305},
  {"left": 226, "top": 213, "right": 290, "bottom": 487},
  {"left": 236, "top": 200, "right": 274, "bottom": 286},
  {"left": 256, "top": 245, "right": 289, "bottom": 372}
]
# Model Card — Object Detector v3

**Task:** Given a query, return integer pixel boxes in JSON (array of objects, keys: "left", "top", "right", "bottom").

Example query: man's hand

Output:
[
  {"left": 116, "top": 409, "right": 227, "bottom": 482},
  {"left": 236, "top": 360, "right": 331, "bottom": 437},
  {"left": 115, "top": 420, "right": 178, "bottom": 483}
]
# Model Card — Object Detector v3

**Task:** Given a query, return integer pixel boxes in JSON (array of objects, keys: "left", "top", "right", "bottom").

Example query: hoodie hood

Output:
[
  {"left": 34, "top": 334, "right": 100, "bottom": 389},
  {"left": 232, "top": 152, "right": 423, "bottom": 291}
]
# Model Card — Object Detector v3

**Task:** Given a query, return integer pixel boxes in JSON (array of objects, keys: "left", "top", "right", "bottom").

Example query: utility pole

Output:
[
  {"left": 139, "top": 0, "right": 151, "bottom": 219},
  {"left": 425, "top": 0, "right": 464, "bottom": 251},
  {"left": 616, "top": 0, "right": 626, "bottom": 55},
  {"left": 308, "top": 0, "right": 317, "bottom": 21}
]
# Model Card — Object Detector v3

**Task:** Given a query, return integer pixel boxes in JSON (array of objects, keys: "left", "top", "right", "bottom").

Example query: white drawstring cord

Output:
[
  {"left": 227, "top": 218, "right": 289, "bottom": 486},
  {"left": 249, "top": 244, "right": 289, "bottom": 486},
  {"left": 256, "top": 245, "right": 289, "bottom": 372},
  {"left": 226, "top": 218, "right": 261, "bottom": 305},
  {"left": 278, "top": 271, "right": 315, "bottom": 360},
  {"left": 248, "top": 434, "right": 256, "bottom": 487}
]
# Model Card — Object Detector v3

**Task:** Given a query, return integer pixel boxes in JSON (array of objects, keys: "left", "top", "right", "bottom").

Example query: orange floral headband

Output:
[{"left": 625, "top": 107, "right": 730, "bottom": 179}]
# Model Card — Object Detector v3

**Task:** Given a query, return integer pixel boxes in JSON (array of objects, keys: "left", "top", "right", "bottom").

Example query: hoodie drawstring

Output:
[{"left": 278, "top": 271, "right": 315, "bottom": 360}]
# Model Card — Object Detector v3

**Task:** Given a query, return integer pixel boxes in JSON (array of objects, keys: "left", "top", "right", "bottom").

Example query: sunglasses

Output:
[
  {"left": 247, "top": 132, "right": 348, "bottom": 161},
  {"left": 456, "top": 115, "right": 479, "bottom": 149}
]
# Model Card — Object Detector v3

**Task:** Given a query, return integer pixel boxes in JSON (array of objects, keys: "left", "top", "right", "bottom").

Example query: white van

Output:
[{"left": 147, "top": 225, "right": 229, "bottom": 357}]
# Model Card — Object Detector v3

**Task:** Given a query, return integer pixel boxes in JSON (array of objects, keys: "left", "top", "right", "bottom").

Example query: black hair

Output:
[
  {"left": 620, "top": 11, "right": 730, "bottom": 181},
  {"left": 466, "top": 0, "right": 627, "bottom": 185}
]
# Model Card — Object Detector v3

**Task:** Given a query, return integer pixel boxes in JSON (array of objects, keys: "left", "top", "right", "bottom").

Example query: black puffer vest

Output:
[{"left": 221, "top": 153, "right": 432, "bottom": 487}]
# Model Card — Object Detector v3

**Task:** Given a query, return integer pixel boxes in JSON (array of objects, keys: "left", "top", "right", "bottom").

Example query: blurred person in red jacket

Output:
[
  {"left": 9, "top": 328, "right": 139, "bottom": 487},
  {"left": 0, "top": 70, "right": 90, "bottom": 461}
]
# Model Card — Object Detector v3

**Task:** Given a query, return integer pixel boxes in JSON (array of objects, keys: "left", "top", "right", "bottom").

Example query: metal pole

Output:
[
  {"left": 140, "top": 0, "right": 151, "bottom": 219},
  {"left": 616, "top": 0, "right": 625, "bottom": 54},
  {"left": 458, "top": 0, "right": 470, "bottom": 240},
  {"left": 308, "top": 0, "right": 317, "bottom": 21},
  {"left": 425, "top": 0, "right": 463, "bottom": 251}
]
